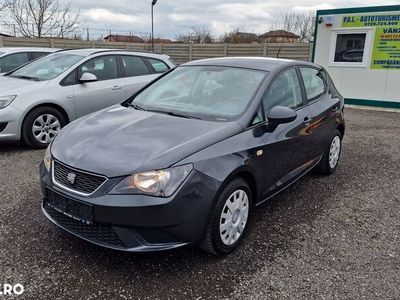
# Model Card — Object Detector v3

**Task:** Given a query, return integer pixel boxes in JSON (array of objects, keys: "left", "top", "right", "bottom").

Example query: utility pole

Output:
[{"left": 151, "top": 0, "right": 158, "bottom": 52}]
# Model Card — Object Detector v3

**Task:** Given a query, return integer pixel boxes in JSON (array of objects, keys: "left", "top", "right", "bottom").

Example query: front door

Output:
[
  {"left": 252, "top": 68, "right": 316, "bottom": 200},
  {"left": 73, "top": 55, "right": 126, "bottom": 118}
]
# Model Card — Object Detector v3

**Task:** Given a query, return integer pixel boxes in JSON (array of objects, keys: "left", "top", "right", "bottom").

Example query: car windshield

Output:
[
  {"left": 8, "top": 53, "right": 84, "bottom": 81},
  {"left": 132, "top": 66, "right": 267, "bottom": 121}
]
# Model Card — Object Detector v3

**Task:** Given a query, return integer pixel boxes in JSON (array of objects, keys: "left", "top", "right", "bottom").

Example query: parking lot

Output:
[{"left": 0, "top": 107, "right": 399, "bottom": 299}]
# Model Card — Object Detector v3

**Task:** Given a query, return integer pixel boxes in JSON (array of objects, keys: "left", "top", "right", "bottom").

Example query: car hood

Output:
[
  {"left": 0, "top": 76, "right": 44, "bottom": 94},
  {"left": 52, "top": 105, "right": 242, "bottom": 177}
]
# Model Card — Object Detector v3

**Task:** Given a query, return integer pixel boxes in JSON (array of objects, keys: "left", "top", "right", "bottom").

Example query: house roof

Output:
[
  {"left": 104, "top": 34, "right": 145, "bottom": 43},
  {"left": 234, "top": 32, "right": 259, "bottom": 39},
  {"left": 0, "top": 33, "right": 13, "bottom": 37},
  {"left": 259, "top": 30, "right": 300, "bottom": 39}
]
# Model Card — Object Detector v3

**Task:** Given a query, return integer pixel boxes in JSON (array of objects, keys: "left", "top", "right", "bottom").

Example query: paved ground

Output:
[{"left": 0, "top": 108, "right": 399, "bottom": 299}]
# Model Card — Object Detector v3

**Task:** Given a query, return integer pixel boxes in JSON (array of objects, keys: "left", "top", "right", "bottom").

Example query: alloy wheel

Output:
[{"left": 32, "top": 114, "right": 61, "bottom": 144}]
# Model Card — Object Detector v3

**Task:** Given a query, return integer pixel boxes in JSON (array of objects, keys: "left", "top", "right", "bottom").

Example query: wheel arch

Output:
[
  {"left": 215, "top": 166, "right": 259, "bottom": 207},
  {"left": 337, "top": 123, "right": 345, "bottom": 138},
  {"left": 21, "top": 102, "right": 70, "bottom": 133}
]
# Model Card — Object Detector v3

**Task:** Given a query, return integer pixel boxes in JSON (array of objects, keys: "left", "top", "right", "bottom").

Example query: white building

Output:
[{"left": 312, "top": 5, "right": 400, "bottom": 109}]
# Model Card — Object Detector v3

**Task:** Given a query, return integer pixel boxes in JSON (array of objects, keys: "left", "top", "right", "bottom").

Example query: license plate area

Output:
[{"left": 45, "top": 189, "right": 94, "bottom": 224}]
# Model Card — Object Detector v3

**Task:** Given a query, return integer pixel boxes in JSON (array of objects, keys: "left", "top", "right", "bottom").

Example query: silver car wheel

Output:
[
  {"left": 32, "top": 114, "right": 61, "bottom": 144},
  {"left": 329, "top": 136, "right": 341, "bottom": 169},
  {"left": 219, "top": 189, "right": 249, "bottom": 246}
]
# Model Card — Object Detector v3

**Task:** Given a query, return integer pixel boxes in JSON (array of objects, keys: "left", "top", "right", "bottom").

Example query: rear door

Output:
[
  {"left": 73, "top": 55, "right": 126, "bottom": 118},
  {"left": 118, "top": 55, "right": 159, "bottom": 97},
  {"left": 252, "top": 67, "right": 316, "bottom": 199},
  {"left": 298, "top": 66, "right": 340, "bottom": 160}
]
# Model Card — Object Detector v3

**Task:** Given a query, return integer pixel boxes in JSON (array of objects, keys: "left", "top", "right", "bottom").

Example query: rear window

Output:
[{"left": 146, "top": 58, "right": 170, "bottom": 73}]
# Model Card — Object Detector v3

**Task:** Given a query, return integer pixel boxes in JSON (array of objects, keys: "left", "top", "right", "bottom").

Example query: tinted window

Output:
[
  {"left": 0, "top": 52, "right": 29, "bottom": 73},
  {"left": 262, "top": 68, "right": 302, "bottom": 114},
  {"left": 30, "top": 52, "right": 49, "bottom": 60},
  {"left": 334, "top": 33, "right": 366, "bottom": 63},
  {"left": 120, "top": 56, "right": 150, "bottom": 77},
  {"left": 147, "top": 58, "right": 170, "bottom": 73},
  {"left": 79, "top": 56, "right": 118, "bottom": 81},
  {"left": 300, "top": 68, "right": 326, "bottom": 101}
]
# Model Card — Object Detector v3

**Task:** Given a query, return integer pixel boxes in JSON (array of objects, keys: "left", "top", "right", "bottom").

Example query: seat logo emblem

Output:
[{"left": 67, "top": 172, "right": 77, "bottom": 185}]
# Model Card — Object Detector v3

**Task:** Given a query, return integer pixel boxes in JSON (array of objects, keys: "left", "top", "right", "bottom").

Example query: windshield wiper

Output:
[
  {"left": 126, "top": 103, "right": 201, "bottom": 120},
  {"left": 125, "top": 103, "right": 147, "bottom": 111},
  {"left": 9, "top": 75, "right": 40, "bottom": 81},
  {"left": 145, "top": 108, "right": 202, "bottom": 120}
]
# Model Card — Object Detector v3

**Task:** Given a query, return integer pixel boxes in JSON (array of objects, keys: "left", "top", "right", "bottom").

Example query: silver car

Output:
[
  {"left": 0, "top": 49, "right": 175, "bottom": 148},
  {"left": 0, "top": 47, "right": 59, "bottom": 74}
]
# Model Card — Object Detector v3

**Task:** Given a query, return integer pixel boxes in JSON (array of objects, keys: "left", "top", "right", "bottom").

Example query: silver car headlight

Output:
[
  {"left": 0, "top": 95, "right": 17, "bottom": 109},
  {"left": 43, "top": 143, "right": 52, "bottom": 171},
  {"left": 110, "top": 164, "right": 193, "bottom": 197}
]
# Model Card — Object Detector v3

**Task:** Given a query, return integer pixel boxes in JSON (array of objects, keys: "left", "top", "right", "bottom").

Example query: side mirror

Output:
[
  {"left": 266, "top": 106, "right": 297, "bottom": 131},
  {"left": 79, "top": 72, "right": 98, "bottom": 83}
]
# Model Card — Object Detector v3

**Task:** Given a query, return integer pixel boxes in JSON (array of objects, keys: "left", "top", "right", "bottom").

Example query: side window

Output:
[
  {"left": 29, "top": 52, "right": 49, "bottom": 60},
  {"left": 62, "top": 70, "right": 78, "bottom": 86},
  {"left": 0, "top": 52, "right": 29, "bottom": 73},
  {"left": 300, "top": 68, "right": 326, "bottom": 101},
  {"left": 120, "top": 55, "right": 150, "bottom": 77},
  {"left": 79, "top": 56, "right": 118, "bottom": 81},
  {"left": 146, "top": 58, "right": 170, "bottom": 73},
  {"left": 262, "top": 68, "right": 303, "bottom": 115}
]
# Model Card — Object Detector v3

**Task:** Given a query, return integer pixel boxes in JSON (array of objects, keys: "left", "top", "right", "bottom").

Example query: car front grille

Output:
[
  {"left": 44, "top": 205, "right": 125, "bottom": 248},
  {"left": 53, "top": 161, "right": 107, "bottom": 195}
]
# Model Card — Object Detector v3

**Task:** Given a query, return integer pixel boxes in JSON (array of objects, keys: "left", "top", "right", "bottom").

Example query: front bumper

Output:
[
  {"left": 0, "top": 105, "right": 22, "bottom": 142},
  {"left": 40, "top": 162, "right": 221, "bottom": 252}
]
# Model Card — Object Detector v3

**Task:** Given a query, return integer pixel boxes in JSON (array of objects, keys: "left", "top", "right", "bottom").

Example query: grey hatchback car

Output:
[
  {"left": 40, "top": 57, "right": 345, "bottom": 255},
  {"left": 0, "top": 49, "right": 175, "bottom": 148}
]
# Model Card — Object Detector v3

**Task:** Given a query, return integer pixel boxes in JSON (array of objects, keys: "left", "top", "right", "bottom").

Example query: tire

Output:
[
  {"left": 200, "top": 178, "right": 252, "bottom": 256},
  {"left": 315, "top": 130, "right": 342, "bottom": 175},
  {"left": 22, "top": 106, "right": 66, "bottom": 149}
]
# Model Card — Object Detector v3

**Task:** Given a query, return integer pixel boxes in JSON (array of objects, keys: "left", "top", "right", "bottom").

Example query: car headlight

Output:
[
  {"left": 110, "top": 164, "right": 193, "bottom": 197},
  {"left": 0, "top": 95, "right": 17, "bottom": 109},
  {"left": 43, "top": 143, "right": 52, "bottom": 171}
]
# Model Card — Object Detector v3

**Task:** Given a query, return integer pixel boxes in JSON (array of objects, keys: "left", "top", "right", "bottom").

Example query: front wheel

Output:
[
  {"left": 316, "top": 130, "right": 342, "bottom": 175},
  {"left": 22, "top": 106, "right": 66, "bottom": 149},
  {"left": 200, "top": 178, "right": 252, "bottom": 255}
]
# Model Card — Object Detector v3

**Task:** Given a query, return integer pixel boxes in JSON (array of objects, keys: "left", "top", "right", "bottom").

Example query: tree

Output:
[
  {"left": 269, "top": 11, "right": 314, "bottom": 42},
  {"left": 10, "top": 0, "right": 79, "bottom": 38},
  {"left": 176, "top": 27, "right": 214, "bottom": 44},
  {"left": 220, "top": 28, "right": 260, "bottom": 43}
]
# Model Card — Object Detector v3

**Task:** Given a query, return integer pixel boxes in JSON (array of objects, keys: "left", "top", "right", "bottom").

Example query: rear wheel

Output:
[
  {"left": 316, "top": 130, "right": 342, "bottom": 175},
  {"left": 200, "top": 178, "right": 252, "bottom": 255},
  {"left": 22, "top": 106, "right": 65, "bottom": 149}
]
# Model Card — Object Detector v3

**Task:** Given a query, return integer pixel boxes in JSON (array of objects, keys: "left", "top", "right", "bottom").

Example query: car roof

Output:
[
  {"left": 0, "top": 47, "right": 60, "bottom": 54},
  {"left": 182, "top": 57, "right": 318, "bottom": 72},
  {"left": 56, "top": 48, "right": 170, "bottom": 59}
]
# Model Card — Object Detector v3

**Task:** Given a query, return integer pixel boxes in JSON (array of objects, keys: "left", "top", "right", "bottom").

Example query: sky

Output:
[{"left": 56, "top": 0, "right": 400, "bottom": 39}]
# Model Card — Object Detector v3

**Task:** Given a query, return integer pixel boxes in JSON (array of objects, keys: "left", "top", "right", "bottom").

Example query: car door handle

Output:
[{"left": 112, "top": 85, "right": 122, "bottom": 90}]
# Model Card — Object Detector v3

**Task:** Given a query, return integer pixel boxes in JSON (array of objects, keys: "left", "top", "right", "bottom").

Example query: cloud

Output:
[
  {"left": 66, "top": 0, "right": 400, "bottom": 39},
  {"left": 82, "top": 8, "right": 145, "bottom": 26}
]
